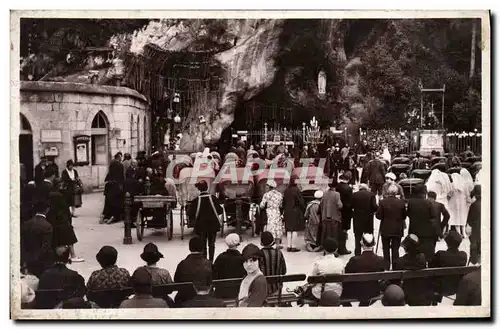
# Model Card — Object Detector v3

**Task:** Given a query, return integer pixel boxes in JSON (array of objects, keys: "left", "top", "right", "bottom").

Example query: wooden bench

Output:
[
  {"left": 216, "top": 274, "right": 307, "bottom": 307},
  {"left": 305, "top": 266, "right": 480, "bottom": 306},
  {"left": 87, "top": 282, "right": 194, "bottom": 308}
]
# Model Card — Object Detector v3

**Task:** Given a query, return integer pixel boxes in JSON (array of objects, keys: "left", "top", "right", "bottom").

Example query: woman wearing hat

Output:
[
  {"left": 61, "top": 159, "right": 83, "bottom": 217},
  {"left": 283, "top": 176, "right": 306, "bottom": 252},
  {"left": 260, "top": 180, "right": 284, "bottom": 248},
  {"left": 47, "top": 178, "right": 83, "bottom": 263},
  {"left": 304, "top": 190, "right": 323, "bottom": 252},
  {"left": 140, "top": 243, "right": 173, "bottom": 286},
  {"left": 237, "top": 244, "right": 268, "bottom": 307}
]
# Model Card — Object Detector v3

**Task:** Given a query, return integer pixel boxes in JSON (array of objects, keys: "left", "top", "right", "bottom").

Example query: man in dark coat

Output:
[
  {"left": 318, "top": 183, "right": 343, "bottom": 249},
  {"left": 429, "top": 231, "right": 468, "bottom": 300},
  {"left": 336, "top": 174, "right": 353, "bottom": 255},
  {"left": 454, "top": 268, "right": 481, "bottom": 306},
  {"left": 376, "top": 185, "right": 407, "bottom": 270},
  {"left": 212, "top": 233, "right": 246, "bottom": 299},
  {"left": 282, "top": 177, "right": 305, "bottom": 252},
  {"left": 181, "top": 271, "right": 226, "bottom": 308},
  {"left": 105, "top": 153, "right": 124, "bottom": 183},
  {"left": 351, "top": 184, "right": 378, "bottom": 256},
  {"left": 36, "top": 169, "right": 55, "bottom": 208},
  {"left": 407, "top": 185, "right": 438, "bottom": 264},
  {"left": 393, "top": 234, "right": 433, "bottom": 306},
  {"left": 174, "top": 236, "right": 213, "bottom": 307},
  {"left": 365, "top": 153, "right": 387, "bottom": 197},
  {"left": 34, "top": 157, "right": 47, "bottom": 186},
  {"left": 36, "top": 246, "right": 86, "bottom": 309},
  {"left": 427, "top": 191, "right": 451, "bottom": 237},
  {"left": 21, "top": 201, "right": 54, "bottom": 277},
  {"left": 342, "top": 234, "right": 385, "bottom": 306},
  {"left": 411, "top": 152, "right": 426, "bottom": 170},
  {"left": 467, "top": 185, "right": 481, "bottom": 265},
  {"left": 187, "top": 180, "right": 223, "bottom": 263}
]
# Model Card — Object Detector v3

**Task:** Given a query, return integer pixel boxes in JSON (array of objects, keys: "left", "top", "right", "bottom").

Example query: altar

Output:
[{"left": 419, "top": 129, "right": 445, "bottom": 156}]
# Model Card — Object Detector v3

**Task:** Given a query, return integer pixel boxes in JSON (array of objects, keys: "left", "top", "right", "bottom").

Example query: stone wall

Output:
[{"left": 20, "top": 81, "right": 150, "bottom": 192}]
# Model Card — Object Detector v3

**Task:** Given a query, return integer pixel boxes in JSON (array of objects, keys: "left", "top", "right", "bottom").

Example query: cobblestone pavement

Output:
[{"left": 67, "top": 192, "right": 468, "bottom": 305}]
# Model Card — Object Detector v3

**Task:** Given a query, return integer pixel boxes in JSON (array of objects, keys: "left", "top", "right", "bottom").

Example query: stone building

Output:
[{"left": 19, "top": 81, "right": 151, "bottom": 191}]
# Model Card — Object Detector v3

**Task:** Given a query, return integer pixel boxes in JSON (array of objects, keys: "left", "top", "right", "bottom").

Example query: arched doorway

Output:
[
  {"left": 91, "top": 111, "right": 109, "bottom": 188},
  {"left": 19, "top": 113, "right": 33, "bottom": 183}
]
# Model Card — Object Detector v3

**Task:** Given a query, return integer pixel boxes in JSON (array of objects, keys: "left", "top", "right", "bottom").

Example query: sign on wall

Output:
[
  {"left": 41, "top": 129, "right": 62, "bottom": 143},
  {"left": 74, "top": 135, "right": 91, "bottom": 166}
]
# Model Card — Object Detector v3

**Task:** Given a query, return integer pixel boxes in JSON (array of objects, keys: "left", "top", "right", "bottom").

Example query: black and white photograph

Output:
[{"left": 9, "top": 10, "right": 490, "bottom": 319}]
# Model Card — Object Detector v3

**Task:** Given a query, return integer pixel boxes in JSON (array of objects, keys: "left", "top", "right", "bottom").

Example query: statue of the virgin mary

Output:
[{"left": 318, "top": 70, "right": 326, "bottom": 96}]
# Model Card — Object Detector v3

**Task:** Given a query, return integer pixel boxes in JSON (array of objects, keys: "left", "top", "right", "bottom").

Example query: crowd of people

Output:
[{"left": 19, "top": 137, "right": 483, "bottom": 309}]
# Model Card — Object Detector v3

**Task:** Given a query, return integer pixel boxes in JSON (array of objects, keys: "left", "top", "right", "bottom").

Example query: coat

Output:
[
  {"left": 47, "top": 190, "right": 77, "bottom": 247},
  {"left": 366, "top": 159, "right": 387, "bottom": 185},
  {"left": 429, "top": 249, "right": 467, "bottom": 296},
  {"left": 106, "top": 159, "right": 124, "bottom": 183},
  {"left": 61, "top": 169, "right": 81, "bottom": 208},
  {"left": 188, "top": 192, "right": 223, "bottom": 235},
  {"left": 351, "top": 189, "right": 377, "bottom": 234},
  {"left": 259, "top": 247, "right": 287, "bottom": 295},
  {"left": 429, "top": 199, "right": 450, "bottom": 236},
  {"left": 212, "top": 249, "right": 246, "bottom": 299},
  {"left": 454, "top": 270, "right": 481, "bottom": 306},
  {"left": 319, "top": 189, "right": 343, "bottom": 223},
  {"left": 174, "top": 253, "right": 212, "bottom": 306},
  {"left": 407, "top": 198, "right": 438, "bottom": 239},
  {"left": 34, "top": 163, "right": 46, "bottom": 185},
  {"left": 336, "top": 182, "right": 353, "bottom": 231},
  {"left": 342, "top": 251, "right": 386, "bottom": 301},
  {"left": 393, "top": 253, "right": 433, "bottom": 306},
  {"left": 467, "top": 198, "right": 481, "bottom": 244},
  {"left": 37, "top": 263, "right": 86, "bottom": 309},
  {"left": 21, "top": 214, "right": 54, "bottom": 277},
  {"left": 376, "top": 196, "right": 406, "bottom": 237},
  {"left": 282, "top": 185, "right": 306, "bottom": 232}
]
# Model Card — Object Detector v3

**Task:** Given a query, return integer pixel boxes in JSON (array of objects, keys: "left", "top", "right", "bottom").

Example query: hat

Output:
[
  {"left": 319, "top": 290, "right": 340, "bottom": 307},
  {"left": 402, "top": 234, "right": 419, "bottom": 250},
  {"left": 131, "top": 266, "right": 153, "bottom": 286},
  {"left": 96, "top": 245, "right": 118, "bottom": 267},
  {"left": 241, "top": 243, "right": 261, "bottom": 261},
  {"left": 444, "top": 231, "right": 462, "bottom": 249},
  {"left": 358, "top": 183, "right": 370, "bottom": 191},
  {"left": 260, "top": 231, "right": 275, "bottom": 247},
  {"left": 189, "top": 236, "right": 205, "bottom": 253},
  {"left": 21, "top": 281, "right": 35, "bottom": 304},
  {"left": 361, "top": 233, "right": 376, "bottom": 248},
  {"left": 382, "top": 285, "right": 405, "bottom": 306},
  {"left": 195, "top": 180, "right": 208, "bottom": 192},
  {"left": 323, "top": 237, "right": 338, "bottom": 253},
  {"left": 314, "top": 190, "right": 324, "bottom": 199},
  {"left": 266, "top": 180, "right": 277, "bottom": 188},
  {"left": 385, "top": 172, "right": 397, "bottom": 180},
  {"left": 225, "top": 233, "right": 241, "bottom": 248},
  {"left": 140, "top": 243, "right": 164, "bottom": 263}
]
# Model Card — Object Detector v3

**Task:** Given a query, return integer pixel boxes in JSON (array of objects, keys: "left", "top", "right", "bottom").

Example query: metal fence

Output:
[{"left": 362, "top": 129, "right": 482, "bottom": 155}]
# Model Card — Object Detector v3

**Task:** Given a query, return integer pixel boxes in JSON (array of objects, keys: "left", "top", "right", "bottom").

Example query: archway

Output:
[
  {"left": 19, "top": 113, "right": 33, "bottom": 183},
  {"left": 91, "top": 111, "right": 109, "bottom": 188}
]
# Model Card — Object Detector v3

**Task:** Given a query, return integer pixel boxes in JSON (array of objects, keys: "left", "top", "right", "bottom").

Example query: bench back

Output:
[{"left": 307, "top": 266, "right": 479, "bottom": 284}]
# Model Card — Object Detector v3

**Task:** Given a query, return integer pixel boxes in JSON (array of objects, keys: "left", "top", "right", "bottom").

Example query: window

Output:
[
  {"left": 137, "top": 116, "right": 141, "bottom": 151},
  {"left": 92, "top": 111, "right": 107, "bottom": 128},
  {"left": 91, "top": 111, "right": 109, "bottom": 165}
]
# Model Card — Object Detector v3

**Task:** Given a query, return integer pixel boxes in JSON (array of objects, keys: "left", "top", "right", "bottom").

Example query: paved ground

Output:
[{"left": 67, "top": 192, "right": 469, "bottom": 304}]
